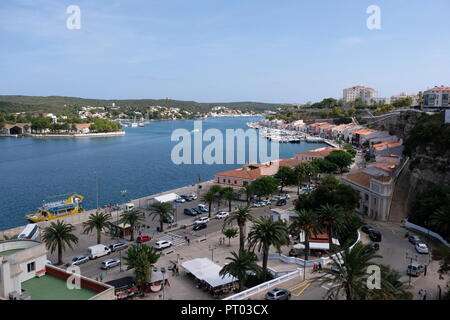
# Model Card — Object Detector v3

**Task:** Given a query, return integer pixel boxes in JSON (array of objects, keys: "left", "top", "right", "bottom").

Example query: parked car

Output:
[
  {"left": 192, "top": 208, "right": 202, "bottom": 215},
  {"left": 175, "top": 196, "right": 185, "bottom": 203},
  {"left": 215, "top": 211, "right": 229, "bottom": 219},
  {"left": 363, "top": 242, "right": 380, "bottom": 254},
  {"left": 195, "top": 216, "right": 210, "bottom": 224},
  {"left": 66, "top": 255, "right": 89, "bottom": 267},
  {"left": 88, "top": 244, "right": 111, "bottom": 259},
  {"left": 198, "top": 204, "right": 209, "bottom": 213},
  {"left": 184, "top": 208, "right": 198, "bottom": 216},
  {"left": 101, "top": 258, "right": 121, "bottom": 270},
  {"left": 181, "top": 194, "right": 194, "bottom": 201},
  {"left": 193, "top": 222, "right": 207, "bottom": 231},
  {"left": 409, "top": 235, "right": 422, "bottom": 245},
  {"left": 265, "top": 288, "right": 291, "bottom": 300},
  {"left": 154, "top": 240, "right": 173, "bottom": 250},
  {"left": 175, "top": 196, "right": 186, "bottom": 203},
  {"left": 415, "top": 242, "right": 429, "bottom": 254},
  {"left": 188, "top": 193, "right": 198, "bottom": 200},
  {"left": 251, "top": 202, "right": 262, "bottom": 208},
  {"left": 368, "top": 230, "right": 382, "bottom": 242},
  {"left": 136, "top": 235, "right": 151, "bottom": 243},
  {"left": 109, "top": 242, "right": 128, "bottom": 252},
  {"left": 261, "top": 199, "right": 271, "bottom": 206},
  {"left": 407, "top": 262, "right": 424, "bottom": 277},
  {"left": 163, "top": 214, "right": 175, "bottom": 223},
  {"left": 361, "top": 225, "right": 375, "bottom": 234},
  {"left": 276, "top": 198, "right": 287, "bottom": 206}
]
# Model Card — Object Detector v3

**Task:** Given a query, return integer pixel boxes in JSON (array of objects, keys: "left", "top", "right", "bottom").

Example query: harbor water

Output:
[{"left": 0, "top": 117, "right": 327, "bottom": 230}]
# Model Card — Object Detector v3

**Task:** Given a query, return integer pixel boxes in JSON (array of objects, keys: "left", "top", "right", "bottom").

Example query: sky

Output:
[{"left": 0, "top": 0, "right": 449, "bottom": 104}]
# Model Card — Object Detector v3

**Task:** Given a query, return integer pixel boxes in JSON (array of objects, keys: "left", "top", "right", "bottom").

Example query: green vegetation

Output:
[
  {"left": 222, "top": 228, "right": 239, "bottom": 246},
  {"left": 325, "top": 150, "right": 354, "bottom": 172},
  {"left": 408, "top": 183, "right": 450, "bottom": 241},
  {"left": 219, "top": 250, "right": 262, "bottom": 292},
  {"left": 289, "top": 209, "right": 322, "bottom": 260},
  {"left": 247, "top": 217, "right": 290, "bottom": 282},
  {"left": 202, "top": 185, "right": 223, "bottom": 218},
  {"left": 274, "top": 166, "right": 295, "bottom": 192},
  {"left": 120, "top": 210, "right": 144, "bottom": 241},
  {"left": 249, "top": 176, "right": 280, "bottom": 200},
  {"left": 150, "top": 202, "right": 173, "bottom": 233},
  {"left": 224, "top": 206, "right": 255, "bottom": 252},
  {"left": 220, "top": 187, "right": 238, "bottom": 212},
  {"left": 42, "top": 221, "right": 79, "bottom": 265},
  {"left": 124, "top": 244, "right": 161, "bottom": 292},
  {"left": 432, "top": 246, "right": 450, "bottom": 299},
  {"left": 82, "top": 212, "right": 112, "bottom": 244},
  {"left": 89, "top": 118, "right": 122, "bottom": 132}
]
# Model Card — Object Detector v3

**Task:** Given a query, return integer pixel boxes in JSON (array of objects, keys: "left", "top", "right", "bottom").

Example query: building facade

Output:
[
  {"left": 423, "top": 86, "right": 450, "bottom": 111},
  {"left": 343, "top": 86, "right": 378, "bottom": 105}
]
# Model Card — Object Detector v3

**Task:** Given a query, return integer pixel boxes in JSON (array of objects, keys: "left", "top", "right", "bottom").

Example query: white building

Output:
[
  {"left": 0, "top": 240, "right": 47, "bottom": 299},
  {"left": 343, "top": 86, "right": 378, "bottom": 105},
  {"left": 423, "top": 86, "right": 450, "bottom": 111}
]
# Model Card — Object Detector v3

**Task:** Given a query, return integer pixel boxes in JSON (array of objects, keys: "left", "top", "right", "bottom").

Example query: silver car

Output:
[
  {"left": 415, "top": 242, "right": 429, "bottom": 254},
  {"left": 265, "top": 288, "right": 291, "bottom": 300},
  {"left": 66, "top": 255, "right": 89, "bottom": 267},
  {"left": 101, "top": 258, "right": 121, "bottom": 270}
]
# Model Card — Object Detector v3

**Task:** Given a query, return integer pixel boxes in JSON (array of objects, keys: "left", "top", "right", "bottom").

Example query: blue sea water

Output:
[{"left": 0, "top": 117, "right": 326, "bottom": 230}]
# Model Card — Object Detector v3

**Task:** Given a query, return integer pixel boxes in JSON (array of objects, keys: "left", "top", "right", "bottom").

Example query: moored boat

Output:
[{"left": 25, "top": 194, "right": 85, "bottom": 223}]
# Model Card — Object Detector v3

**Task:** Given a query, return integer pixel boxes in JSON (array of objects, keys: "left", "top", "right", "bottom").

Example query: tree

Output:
[
  {"left": 43, "top": 221, "right": 79, "bottom": 265},
  {"left": 202, "top": 190, "right": 216, "bottom": 218},
  {"left": 274, "top": 166, "right": 295, "bottom": 193},
  {"left": 367, "top": 265, "right": 412, "bottom": 300},
  {"left": 240, "top": 184, "right": 255, "bottom": 206},
  {"left": 318, "top": 242, "right": 382, "bottom": 300},
  {"left": 224, "top": 206, "right": 254, "bottom": 252},
  {"left": 247, "top": 217, "right": 290, "bottom": 281},
  {"left": 219, "top": 250, "right": 262, "bottom": 291},
  {"left": 250, "top": 176, "right": 280, "bottom": 200},
  {"left": 430, "top": 208, "right": 450, "bottom": 240},
  {"left": 325, "top": 150, "right": 353, "bottom": 172},
  {"left": 289, "top": 210, "right": 322, "bottom": 260},
  {"left": 124, "top": 244, "right": 161, "bottom": 292},
  {"left": 221, "top": 187, "right": 236, "bottom": 212},
  {"left": 294, "top": 162, "right": 319, "bottom": 195},
  {"left": 82, "top": 211, "right": 112, "bottom": 244},
  {"left": 223, "top": 228, "right": 238, "bottom": 246},
  {"left": 150, "top": 202, "right": 173, "bottom": 233},
  {"left": 311, "top": 158, "right": 339, "bottom": 174},
  {"left": 317, "top": 204, "right": 346, "bottom": 249},
  {"left": 120, "top": 210, "right": 144, "bottom": 241}
]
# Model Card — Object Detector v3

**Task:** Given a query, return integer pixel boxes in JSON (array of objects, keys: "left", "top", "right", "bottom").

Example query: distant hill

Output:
[{"left": 0, "top": 95, "right": 286, "bottom": 114}]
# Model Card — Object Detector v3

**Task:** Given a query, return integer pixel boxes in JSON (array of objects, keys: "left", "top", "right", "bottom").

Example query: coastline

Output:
[{"left": 27, "top": 131, "right": 126, "bottom": 138}]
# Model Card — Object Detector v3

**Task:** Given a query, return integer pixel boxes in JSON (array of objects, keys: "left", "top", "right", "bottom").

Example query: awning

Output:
[
  {"left": 181, "top": 258, "right": 237, "bottom": 288},
  {"left": 154, "top": 193, "right": 178, "bottom": 203},
  {"left": 293, "top": 238, "right": 340, "bottom": 250}
]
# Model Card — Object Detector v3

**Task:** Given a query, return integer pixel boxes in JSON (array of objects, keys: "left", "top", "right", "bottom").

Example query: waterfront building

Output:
[
  {"left": 1, "top": 123, "right": 31, "bottom": 135},
  {"left": 74, "top": 123, "right": 92, "bottom": 134},
  {"left": 343, "top": 86, "right": 378, "bottom": 105},
  {"left": 294, "top": 147, "right": 341, "bottom": 162},
  {"left": 341, "top": 125, "right": 365, "bottom": 143},
  {"left": 351, "top": 129, "right": 390, "bottom": 146},
  {"left": 423, "top": 86, "right": 450, "bottom": 111}
]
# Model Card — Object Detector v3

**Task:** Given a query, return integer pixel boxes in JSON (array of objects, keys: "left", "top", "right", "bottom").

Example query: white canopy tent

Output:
[
  {"left": 293, "top": 238, "right": 340, "bottom": 250},
  {"left": 181, "top": 258, "right": 237, "bottom": 288},
  {"left": 153, "top": 193, "right": 178, "bottom": 203}
]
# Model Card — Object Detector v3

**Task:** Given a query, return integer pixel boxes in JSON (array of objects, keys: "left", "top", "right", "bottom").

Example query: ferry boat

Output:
[{"left": 25, "top": 194, "right": 85, "bottom": 223}]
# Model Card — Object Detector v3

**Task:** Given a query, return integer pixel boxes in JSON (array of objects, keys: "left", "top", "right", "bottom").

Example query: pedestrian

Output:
[
  {"left": 418, "top": 288, "right": 424, "bottom": 300},
  {"left": 423, "top": 289, "right": 427, "bottom": 300},
  {"left": 187, "top": 238, "right": 190, "bottom": 246},
  {"left": 318, "top": 262, "right": 322, "bottom": 272},
  {"left": 313, "top": 264, "right": 317, "bottom": 273},
  {"left": 424, "top": 265, "right": 427, "bottom": 276},
  {"left": 176, "top": 266, "right": 180, "bottom": 276},
  {"left": 99, "top": 273, "right": 104, "bottom": 282}
]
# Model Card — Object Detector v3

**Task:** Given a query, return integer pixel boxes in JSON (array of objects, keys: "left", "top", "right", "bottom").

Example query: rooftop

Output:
[
  {"left": 295, "top": 147, "right": 341, "bottom": 158},
  {"left": 21, "top": 274, "right": 99, "bottom": 300},
  {"left": 343, "top": 171, "right": 392, "bottom": 188}
]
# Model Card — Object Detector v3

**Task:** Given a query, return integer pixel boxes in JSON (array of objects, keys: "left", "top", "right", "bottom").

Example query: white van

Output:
[
  {"left": 88, "top": 244, "right": 111, "bottom": 260},
  {"left": 125, "top": 203, "right": 135, "bottom": 211},
  {"left": 18, "top": 224, "right": 39, "bottom": 241}
]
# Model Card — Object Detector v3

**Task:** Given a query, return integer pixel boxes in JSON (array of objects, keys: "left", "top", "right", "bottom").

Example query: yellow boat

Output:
[{"left": 25, "top": 194, "right": 85, "bottom": 222}]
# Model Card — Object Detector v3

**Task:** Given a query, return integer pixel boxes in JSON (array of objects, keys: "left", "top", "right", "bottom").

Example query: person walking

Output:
[
  {"left": 423, "top": 289, "right": 427, "bottom": 300},
  {"left": 418, "top": 288, "right": 424, "bottom": 300},
  {"left": 318, "top": 262, "right": 322, "bottom": 272}
]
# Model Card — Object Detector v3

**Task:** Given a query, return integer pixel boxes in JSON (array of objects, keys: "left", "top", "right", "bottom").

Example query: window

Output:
[
  {"left": 27, "top": 262, "right": 36, "bottom": 273},
  {"left": 234, "top": 180, "right": 237, "bottom": 184},
  {"left": 365, "top": 194, "right": 369, "bottom": 201}
]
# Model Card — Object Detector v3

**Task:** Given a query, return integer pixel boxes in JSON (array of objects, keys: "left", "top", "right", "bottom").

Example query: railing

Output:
[
  {"left": 223, "top": 268, "right": 302, "bottom": 300},
  {"left": 404, "top": 220, "right": 450, "bottom": 247}
]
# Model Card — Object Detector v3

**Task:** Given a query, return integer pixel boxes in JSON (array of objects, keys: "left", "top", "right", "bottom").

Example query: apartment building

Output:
[
  {"left": 423, "top": 86, "right": 450, "bottom": 111},
  {"left": 343, "top": 86, "right": 378, "bottom": 105},
  {"left": 371, "top": 141, "right": 404, "bottom": 157},
  {"left": 294, "top": 147, "right": 341, "bottom": 162}
]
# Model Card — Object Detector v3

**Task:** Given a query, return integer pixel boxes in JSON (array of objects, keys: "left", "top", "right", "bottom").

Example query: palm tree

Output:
[
  {"left": 247, "top": 217, "right": 290, "bottom": 282},
  {"left": 201, "top": 190, "right": 216, "bottom": 218},
  {"left": 317, "top": 242, "right": 382, "bottom": 300},
  {"left": 124, "top": 244, "right": 161, "bottom": 292},
  {"left": 224, "top": 206, "right": 254, "bottom": 252},
  {"left": 43, "top": 221, "right": 79, "bottom": 265},
  {"left": 289, "top": 210, "right": 322, "bottom": 260},
  {"left": 430, "top": 208, "right": 450, "bottom": 238},
  {"left": 120, "top": 210, "right": 144, "bottom": 241},
  {"left": 221, "top": 187, "right": 236, "bottom": 212},
  {"left": 210, "top": 184, "right": 223, "bottom": 210},
  {"left": 317, "top": 204, "right": 345, "bottom": 249},
  {"left": 82, "top": 211, "right": 112, "bottom": 244},
  {"left": 240, "top": 184, "right": 254, "bottom": 206},
  {"left": 150, "top": 202, "right": 173, "bottom": 233},
  {"left": 220, "top": 250, "right": 262, "bottom": 291}
]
